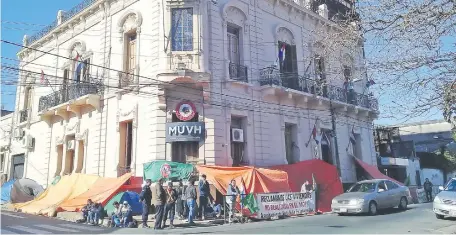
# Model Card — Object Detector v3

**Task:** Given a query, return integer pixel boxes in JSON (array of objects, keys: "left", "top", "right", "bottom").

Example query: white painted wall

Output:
[
  {"left": 10, "top": 0, "right": 377, "bottom": 186},
  {"left": 422, "top": 168, "right": 445, "bottom": 186}
]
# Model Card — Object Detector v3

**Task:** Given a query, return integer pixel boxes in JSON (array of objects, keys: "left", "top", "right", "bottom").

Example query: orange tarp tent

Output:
[
  {"left": 14, "top": 173, "right": 132, "bottom": 216},
  {"left": 196, "top": 165, "right": 291, "bottom": 195},
  {"left": 13, "top": 174, "right": 99, "bottom": 216},
  {"left": 59, "top": 173, "right": 132, "bottom": 212},
  {"left": 353, "top": 158, "right": 404, "bottom": 185},
  {"left": 271, "top": 159, "right": 344, "bottom": 212}
]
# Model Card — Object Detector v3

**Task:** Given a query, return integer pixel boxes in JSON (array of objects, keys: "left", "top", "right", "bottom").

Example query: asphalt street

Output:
[{"left": 1, "top": 203, "right": 455, "bottom": 234}]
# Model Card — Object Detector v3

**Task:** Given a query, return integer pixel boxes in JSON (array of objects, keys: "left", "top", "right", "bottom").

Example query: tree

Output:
[{"left": 353, "top": 0, "right": 455, "bottom": 124}]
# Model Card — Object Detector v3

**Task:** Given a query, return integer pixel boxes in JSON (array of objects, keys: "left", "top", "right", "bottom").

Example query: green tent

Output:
[{"left": 143, "top": 160, "right": 196, "bottom": 182}]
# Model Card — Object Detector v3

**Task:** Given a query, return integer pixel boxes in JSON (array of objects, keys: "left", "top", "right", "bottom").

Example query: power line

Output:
[{"left": 2, "top": 66, "right": 378, "bottom": 131}]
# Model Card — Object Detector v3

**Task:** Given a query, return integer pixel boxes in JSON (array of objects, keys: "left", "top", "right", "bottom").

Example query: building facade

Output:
[{"left": 8, "top": 0, "right": 378, "bottom": 187}]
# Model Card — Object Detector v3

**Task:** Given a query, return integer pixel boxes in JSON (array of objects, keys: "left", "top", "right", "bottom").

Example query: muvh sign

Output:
[
  {"left": 256, "top": 192, "right": 316, "bottom": 219},
  {"left": 166, "top": 122, "right": 205, "bottom": 142}
]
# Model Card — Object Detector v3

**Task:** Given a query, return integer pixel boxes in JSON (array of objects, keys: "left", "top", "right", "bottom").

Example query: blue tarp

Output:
[{"left": 1, "top": 180, "right": 16, "bottom": 204}]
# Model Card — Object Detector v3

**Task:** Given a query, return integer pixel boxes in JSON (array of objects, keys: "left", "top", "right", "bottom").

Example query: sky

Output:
[{"left": 0, "top": 0, "right": 443, "bottom": 125}]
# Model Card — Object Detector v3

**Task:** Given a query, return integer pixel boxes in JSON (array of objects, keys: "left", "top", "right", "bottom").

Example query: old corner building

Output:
[{"left": 3, "top": 0, "right": 379, "bottom": 188}]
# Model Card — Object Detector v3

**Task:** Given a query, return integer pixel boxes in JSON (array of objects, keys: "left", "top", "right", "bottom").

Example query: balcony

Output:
[
  {"left": 19, "top": 109, "right": 29, "bottom": 123},
  {"left": 228, "top": 63, "right": 248, "bottom": 83},
  {"left": 38, "top": 83, "right": 103, "bottom": 119},
  {"left": 118, "top": 70, "right": 135, "bottom": 89},
  {"left": 259, "top": 66, "right": 378, "bottom": 111}
]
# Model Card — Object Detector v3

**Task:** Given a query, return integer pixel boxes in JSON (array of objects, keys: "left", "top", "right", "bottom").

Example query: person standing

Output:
[
  {"left": 176, "top": 181, "right": 185, "bottom": 219},
  {"left": 424, "top": 178, "right": 433, "bottom": 202},
  {"left": 163, "top": 182, "right": 177, "bottom": 228},
  {"left": 154, "top": 178, "right": 166, "bottom": 230},
  {"left": 139, "top": 179, "right": 152, "bottom": 228},
  {"left": 198, "top": 174, "right": 210, "bottom": 220},
  {"left": 185, "top": 179, "right": 197, "bottom": 225},
  {"left": 226, "top": 179, "right": 240, "bottom": 223}
]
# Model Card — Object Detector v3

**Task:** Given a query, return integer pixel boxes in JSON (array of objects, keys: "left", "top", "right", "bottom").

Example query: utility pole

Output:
[{"left": 330, "top": 99, "right": 341, "bottom": 176}]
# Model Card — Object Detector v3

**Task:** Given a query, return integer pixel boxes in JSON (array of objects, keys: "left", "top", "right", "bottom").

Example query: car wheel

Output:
[
  {"left": 338, "top": 213, "right": 345, "bottom": 216},
  {"left": 398, "top": 197, "right": 408, "bottom": 210},
  {"left": 368, "top": 201, "right": 377, "bottom": 216},
  {"left": 435, "top": 214, "right": 444, "bottom": 220}
]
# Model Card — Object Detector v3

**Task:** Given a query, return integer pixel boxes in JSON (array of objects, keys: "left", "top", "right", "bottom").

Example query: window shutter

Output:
[{"left": 291, "top": 45, "right": 298, "bottom": 73}]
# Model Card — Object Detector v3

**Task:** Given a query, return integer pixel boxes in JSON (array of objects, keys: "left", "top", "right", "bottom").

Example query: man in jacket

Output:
[
  {"left": 139, "top": 179, "right": 152, "bottom": 228},
  {"left": 176, "top": 181, "right": 185, "bottom": 219},
  {"left": 163, "top": 182, "right": 177, "bottom": 228},
  {"left": 424, "top": 178, "right": 433, "bottom": 202},
  {"left": 154, "top": 178, "right": 166, "bottom": 230},
  {"left": 198, "top": 174, "right": 211, "bottom": 220},
  {"left": 227, "top": 179, "right": 240, "bottom": 223},
  {"left": 185, "top": 179, "right": 197, "bottom": 225}
]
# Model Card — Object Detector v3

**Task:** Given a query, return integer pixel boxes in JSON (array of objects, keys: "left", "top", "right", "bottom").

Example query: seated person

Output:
[
  {"left": 110, "top": 201, "right": 122, "bottom": 227},
  {"left": 81, "top": 199, "right": 94, "bottom": 223},
  {"left": 120, "top": 201, "right": 133, "bottom": 227},
  {"left": 88, "top": 203, "right": 103, "bottom": 225},
  {"left": 206, "top": 202, "right": 222, "bottom": 218}
]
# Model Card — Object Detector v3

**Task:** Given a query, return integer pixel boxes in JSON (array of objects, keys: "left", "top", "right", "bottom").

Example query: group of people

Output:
[
  {"left": 139, "top": 174, "right": 226, "bottom": 230},
  {"left": 81, "top": 174, "right": 242, "bottom": 229},
  {"left": 81, "top": 199, "right": 104, "bottom": 225}
]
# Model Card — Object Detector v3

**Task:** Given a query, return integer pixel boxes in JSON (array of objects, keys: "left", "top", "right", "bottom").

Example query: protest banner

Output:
[{"left": 256, "top": 191, "right": 316, "bottom": 219}]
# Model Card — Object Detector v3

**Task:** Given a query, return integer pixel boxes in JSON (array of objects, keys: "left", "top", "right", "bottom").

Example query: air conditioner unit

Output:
[
  {"left": 231, "top": 128, "right": 244, "bottom": 143},
  {"left": 14, "top": 128, "right": 24, "bottom": 138},
  {"left": 24, "top": 136, "right": 35, "bottom": 149},
  {"left": 67, "top": 140, "right": 75, "bottom": 151}
]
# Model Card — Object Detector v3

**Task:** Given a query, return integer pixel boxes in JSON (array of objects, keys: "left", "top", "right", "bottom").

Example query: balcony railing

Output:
[
  {"left": 19, "top": 109, "right": 28, "bottom": 123},
  {"left": 38, "top": 83, "right": 103, "bottom": 112},
  {"left": 118, "top": 70, "right": 135, "bottom": 88},
  {"left": 259, "top": 66, "right": 378, "bottom": 110},
  {"left": 26, "top": 0, "right": 98, "bottom": 45},
  {"left": 228, "top": 63, "right": 248, "bottom": 82}
]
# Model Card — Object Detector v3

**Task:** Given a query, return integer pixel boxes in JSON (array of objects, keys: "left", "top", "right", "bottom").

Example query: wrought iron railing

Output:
[
  {"left": 19, "top": 109, "right": 29, "bottom": 123},
  {"left": 228, "top": 63, "right": 248, "bottom": 82},
  {"left": 118, "top": 70, "right": 135, "bottom": 88},
  {"left": 38, "top": 83, "right": 103, "bottom": 112},
  {"left": 26, "top": 0, "right": 98, "bottom": 45},
  {"left": 259, "top": 68, "right": 378, "bottom": 110}
]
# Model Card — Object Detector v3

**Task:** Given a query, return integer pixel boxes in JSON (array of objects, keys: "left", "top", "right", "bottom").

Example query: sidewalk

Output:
[{"left": 56, "top": 211, "right": 224, "bottom": 228}]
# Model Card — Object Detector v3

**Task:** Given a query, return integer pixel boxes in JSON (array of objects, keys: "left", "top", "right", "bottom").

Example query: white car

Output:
[{"left": 434, "top": 178, "right": 456, "bottom": 219}]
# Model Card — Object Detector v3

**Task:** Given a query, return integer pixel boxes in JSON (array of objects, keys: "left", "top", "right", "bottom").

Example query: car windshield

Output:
[
  {"left": 348, "top": 182, "right": 376, "bottom": 193},
  {"left": 444, "top": 180, "right": 456, "bottom": 192}
]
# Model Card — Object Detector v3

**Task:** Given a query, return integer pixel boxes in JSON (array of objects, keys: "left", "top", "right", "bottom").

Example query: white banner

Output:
[{"left": 256, "top": 191, "right": 316, "bottom": 219}]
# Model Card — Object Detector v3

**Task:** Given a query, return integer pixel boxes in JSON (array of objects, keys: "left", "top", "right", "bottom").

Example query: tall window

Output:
[
  {"left": 23, "top": 87, "right": 32, "bottom": 110},
  {"left": 12, "top": 155, "right": 24, "bottom": 179},
  {"left": 171, "top": 8, "right": 193, "bottom": 51},
  {"left": 284, "top": 123, "right": 297, "bottom": 164},
  {"left": 278, "top": 41, "right": 297, "bottom": 73},
  {"left": 314, "top": 56, "right": 326, "bottom": 80},
  {"left": 82, "top": 58, "right": 90, "bottom": 81},
  {"left": 119, "top": 121, "right": 133, "bottom": 176},
  {"left": 0, "top": 153, "right": 4, "bottom": 172},
  {"left": 231, "top": 116, "right": 245, "bottom": 166},
  {"left": 227, "top": 25, "right": 240, "bottom": 65},
  {"left": 343, "top": 65, "right": 351, "bottom": 81},
  {"left": 171, "top": 113, "right": 199, "bottom": 164},
  {"left": 125, "top": 33, "right": 136, "bottom": 73},
  {"left": 321, "top": 130, "right": 333, "bottom": 165}
]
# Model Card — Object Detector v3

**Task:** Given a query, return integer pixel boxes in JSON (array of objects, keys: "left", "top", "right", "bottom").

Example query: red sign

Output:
[{"left": 175, "top": 101, "right": 196, "bottom": 121}]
